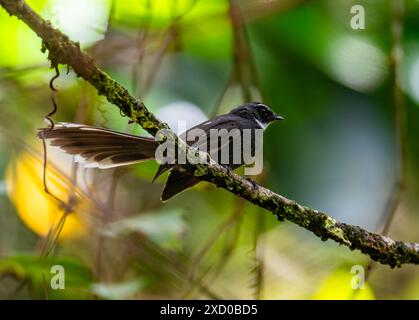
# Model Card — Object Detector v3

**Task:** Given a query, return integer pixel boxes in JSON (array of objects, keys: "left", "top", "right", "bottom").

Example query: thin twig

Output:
[
  {"left": 229, "top": 0, "right": 252, "bottom": 101},
  {"left": 364, "top": 0, "right": 407, "bottom": 280},
  {"left": 132, "top": 0, "right": 152, "bottom": 97},
  {"left": 142, "top": 26, "right": 176, "bottom": 95},
  {"left": 40, "top": 66, "right": 62, "bottom": 204},
  {"left": 253, "top": 211, "right": 265, "bottom": 300}
]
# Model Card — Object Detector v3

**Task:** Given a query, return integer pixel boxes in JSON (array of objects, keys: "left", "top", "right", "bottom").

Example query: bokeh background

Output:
[{"left": 0, "top": 0, "right": 418, "bottom": 299}]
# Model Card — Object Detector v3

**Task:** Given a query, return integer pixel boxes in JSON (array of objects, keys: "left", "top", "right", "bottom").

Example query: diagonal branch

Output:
[{"left": 1, "top": 0, "right": 418, "bottom": 268}]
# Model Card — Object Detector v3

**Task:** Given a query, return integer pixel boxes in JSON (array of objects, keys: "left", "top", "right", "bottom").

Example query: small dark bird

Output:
[{"left": 38, "top": 102, "right": 283, "bottom": 201}]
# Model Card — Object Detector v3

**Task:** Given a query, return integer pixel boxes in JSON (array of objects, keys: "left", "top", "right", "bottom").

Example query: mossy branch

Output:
[{"left": 1, "top": 0, "right": 418, "bottom": 268}]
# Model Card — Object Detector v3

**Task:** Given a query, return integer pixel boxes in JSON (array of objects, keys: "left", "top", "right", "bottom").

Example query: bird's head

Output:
[{"left": 230, "top": 102, "right": 283, "bottom": 129}]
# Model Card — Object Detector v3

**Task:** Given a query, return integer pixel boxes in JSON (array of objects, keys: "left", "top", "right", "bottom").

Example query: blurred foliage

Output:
[
  {"left": 0, "top": 255, "right": 93, "bottom": 299},
  {"left": 0, "top": 0, "right": 418, "bottom": 300},
  {"left": 312, "top": 268, "right": 374, "bottom": 300}
]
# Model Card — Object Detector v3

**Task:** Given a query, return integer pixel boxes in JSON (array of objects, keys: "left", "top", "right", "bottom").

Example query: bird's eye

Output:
[
  {"left": 257, "top": 104, "right": 268, "bottom": 112},
  {"left": 256, "top": 103, "right": 271, "bottom": 117}
]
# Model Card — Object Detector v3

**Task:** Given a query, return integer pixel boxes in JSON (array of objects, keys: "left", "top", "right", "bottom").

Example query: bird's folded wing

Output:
[{"left": 181, "top": 115, "right": 244, "bottom": 157}]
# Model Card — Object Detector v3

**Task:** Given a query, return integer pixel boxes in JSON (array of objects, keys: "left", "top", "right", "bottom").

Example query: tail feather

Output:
[
  {"left": 38, "top": 123, "right": 157, "bottom": 169},
  {"left": 152, "top": 164, "right": 171, "bottom": 182},
  {"left": 161, "top": 168, "right": 200, "bottom": 201},
  {"left": 39, "top": 123, "right": 203, "bottom": 199}
]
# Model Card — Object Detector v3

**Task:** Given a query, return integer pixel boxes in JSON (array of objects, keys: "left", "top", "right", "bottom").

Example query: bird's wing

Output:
[
  {"left": 38, "top": 123, "right": 157, "bottom": 169},
  {"left": 154, "top": 115, "right": 244, "bottom": 181},
  {"left": 182, "top": 115, "right": 245, "bottom": 154},
  {"left": 155, "top": 114, "right": 256, "bottom": 185},
  {"left": 183, "top": 115, "right": 256, "bottom": 168}
]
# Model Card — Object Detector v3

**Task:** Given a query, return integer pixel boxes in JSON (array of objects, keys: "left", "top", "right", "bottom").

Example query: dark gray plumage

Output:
[{"left": 38, "top": 102, "right": 283, "bottom": 201}]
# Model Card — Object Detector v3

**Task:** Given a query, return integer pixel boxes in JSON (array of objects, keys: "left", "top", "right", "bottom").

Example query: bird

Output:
[{"left": 38, "top": 102, "right": 283, "bottom": 201}]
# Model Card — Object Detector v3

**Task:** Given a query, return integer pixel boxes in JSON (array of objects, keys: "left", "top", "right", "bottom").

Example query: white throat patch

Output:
[{"left": 255, "top": 118, "right": 267, "bottom": 130}]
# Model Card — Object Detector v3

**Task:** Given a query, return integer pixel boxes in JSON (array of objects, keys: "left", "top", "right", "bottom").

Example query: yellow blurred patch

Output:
[
  {"left": 312, "top": 268, "right": 375, "bottom": 300},
  {"left": 0, "top": 0, "right": 48, "bottom": 67},
  {"left": 5, "top": 151, "right": 87, "bottom": 240}
]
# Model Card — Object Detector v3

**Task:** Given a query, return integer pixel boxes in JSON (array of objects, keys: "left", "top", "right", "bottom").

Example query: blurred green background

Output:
[{"left": 0, "top": 0, "right": 418, "bottom": 299}]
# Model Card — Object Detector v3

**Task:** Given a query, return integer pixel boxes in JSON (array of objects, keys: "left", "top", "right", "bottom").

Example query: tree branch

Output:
[{"left": 1, "top": 0, "right": 418, "bottom": 268}]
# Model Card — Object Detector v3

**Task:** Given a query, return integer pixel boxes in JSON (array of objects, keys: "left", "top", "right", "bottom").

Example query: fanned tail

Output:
[{"left": 38, "top": 123, "right": 157, "bottom": 169}]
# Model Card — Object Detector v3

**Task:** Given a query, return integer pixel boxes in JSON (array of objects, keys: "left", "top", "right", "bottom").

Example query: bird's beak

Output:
[{"left": 272, "top": 114, "right": 284, "bottom": 121}]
